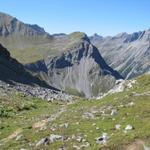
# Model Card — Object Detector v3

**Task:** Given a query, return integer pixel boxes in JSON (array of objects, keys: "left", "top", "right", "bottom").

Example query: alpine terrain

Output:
[
  {"left": 26, "top": 32, "right": 122, "bottom": 98},
  {"left": 90, "top": 31, "right": 150, "bottom": 79},
  {"left": 0, "top": 11, "right": 150, "bottom": 150}
]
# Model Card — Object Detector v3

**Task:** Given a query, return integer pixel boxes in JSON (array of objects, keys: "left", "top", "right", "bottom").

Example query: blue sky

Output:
[{"left": 0, "top": 0, "right": 150, "bottom": 36}]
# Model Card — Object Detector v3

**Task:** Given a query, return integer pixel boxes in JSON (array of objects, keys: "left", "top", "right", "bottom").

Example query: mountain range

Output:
[
  {"left": 90, "top": 31, "right": 150, "bottom": 79},
  {"left": 0, "top": 43, "right": 56, "bottom": 90},
  {"left": 0, "top": 12, "right": 149, "bottom": 97}
]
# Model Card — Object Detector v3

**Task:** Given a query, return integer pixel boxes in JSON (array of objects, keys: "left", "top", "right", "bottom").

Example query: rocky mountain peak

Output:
[
  {"left": 90, "top": 29, "right": 150, "bottom": 79},
  {"left": 115, "top": 32, "right": 128, "bottom": 38},
  {"left": 0, "top": 12, "right": 49, "bottom": 37},
  {"left": 26, "top": 34, "right": 122, "bottom": 98},
  {"left": 46, "top": 40, "right": 93, "bottom": 69},
  {"left": 140, "top": 29, "right": 150, "bottom": 41},
  {"left": 0, "top": 12, "right": 14, "bottom": 24},
  {"left": 112, "top": 32, "right": 142, "bottom": 43}
]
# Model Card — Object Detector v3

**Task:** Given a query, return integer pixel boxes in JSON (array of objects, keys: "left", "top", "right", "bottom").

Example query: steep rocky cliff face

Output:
[
  {"left": 90, "top": 30, "right": 150, "bottom": 79},
  {"left": 26, "top": 33, "right": 123, "bottom": 98}
]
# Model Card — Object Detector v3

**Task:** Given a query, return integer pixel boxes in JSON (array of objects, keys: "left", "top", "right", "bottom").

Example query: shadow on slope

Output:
[{"left": 0, "top": 44, "right": 59, "bottom": 91}]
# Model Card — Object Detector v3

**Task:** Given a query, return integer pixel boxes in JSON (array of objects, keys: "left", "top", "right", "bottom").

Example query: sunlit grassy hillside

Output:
[{"left": 0, "top": 74, "right": 150, "bottom": 149}]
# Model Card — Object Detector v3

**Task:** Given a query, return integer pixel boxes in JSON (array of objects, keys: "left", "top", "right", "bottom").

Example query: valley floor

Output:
[{"left": 0, "top": 74, "right": 150, "bottom": 150}]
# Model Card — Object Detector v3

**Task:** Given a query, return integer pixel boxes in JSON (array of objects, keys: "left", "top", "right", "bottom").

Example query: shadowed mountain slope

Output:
[{"left": 0, "top": 43, "right": 58, "bottom": 91}]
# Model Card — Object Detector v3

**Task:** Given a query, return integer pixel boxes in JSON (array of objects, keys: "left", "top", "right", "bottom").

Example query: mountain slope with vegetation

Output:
[
  {"left": 0, "top": 12, "right": 53, "bottom": 63},
  {"left": 0, "top": 73, "right": 149, "bottom": 150},
  {"left": 0, "top": 43, "right": 51, "bottom": 88}
]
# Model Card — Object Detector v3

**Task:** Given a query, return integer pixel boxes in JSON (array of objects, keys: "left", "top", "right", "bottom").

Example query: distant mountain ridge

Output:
[
  {"left": 90, "top": 30, "right": 150, "bottom": 79},
  {"left": 0, "top": 12, "right": 49, "bottom": 37},
  {"left": 0, "top": 12, "right": 54, "bottom": 63}
]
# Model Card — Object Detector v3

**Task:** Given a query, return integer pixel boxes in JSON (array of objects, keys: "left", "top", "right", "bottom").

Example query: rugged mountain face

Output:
[
  {"left": 0, "top": 43, "right": 57, "bottom": 90},
  {"left": 1, "top": 11, "right": 149, "bottom": 94},
  {"left": 0, "top": 12, "right": 49, "bottom": 37},
  {"left": 90, "top": 30, "right": 150, "bottom": 79},
  {"left": 26, "top": 33, "right": 123, "bottom": 98},
  {"left": 0, "top": 12, "right": 122, "bottom": 97}
]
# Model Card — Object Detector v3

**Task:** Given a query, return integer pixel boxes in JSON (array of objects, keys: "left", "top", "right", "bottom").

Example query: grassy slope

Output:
[
  {"left": 0, "top": 74, "right": 150, "bottom": 149},
  {"left": 0, "top": 35, "right": 56, "bottom": 64},
  {"left": 0, "top": 32, "right": 86, "bottom": 64}
]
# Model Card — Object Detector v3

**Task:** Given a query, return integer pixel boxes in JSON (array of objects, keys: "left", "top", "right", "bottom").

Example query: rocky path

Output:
[
  {"left": 0, "top": 105, "right": 67, "bottom": 146},
  {"left": 125, "top": 140, "right": 150, "bottom": 150},
  {"left": 0, "top": 128, "right": 22, "bottom": 145}
]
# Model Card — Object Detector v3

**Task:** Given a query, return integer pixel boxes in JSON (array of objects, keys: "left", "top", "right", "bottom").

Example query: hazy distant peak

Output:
[
  {"left": 115, "top": 32, "right": 128, "bottom": 38},
  {"left": 90, "top": 29, "right": 150, "bottom": 79},
  {"left": 52, "top": 33, "right": 66, "bottom": 37}
]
